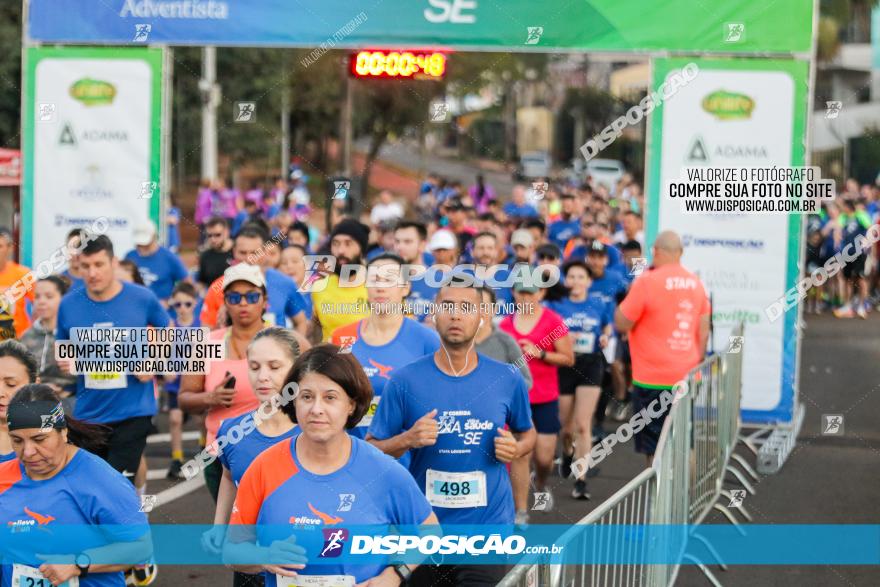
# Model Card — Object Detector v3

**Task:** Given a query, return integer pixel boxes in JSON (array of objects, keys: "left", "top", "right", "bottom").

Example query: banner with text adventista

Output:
[{"left": 27, "top": 0, "right": 812, "bottom": 54}]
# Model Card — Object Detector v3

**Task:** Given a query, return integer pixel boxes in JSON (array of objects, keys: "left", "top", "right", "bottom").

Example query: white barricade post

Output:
[{"left": 498, "top": 324, "right": 745, "bottom": 587}]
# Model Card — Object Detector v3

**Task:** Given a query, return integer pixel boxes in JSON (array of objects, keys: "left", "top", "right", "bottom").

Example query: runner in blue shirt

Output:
[
  {"left": 586, "top": 241, "right": 629, "bottom": 307},
  {"left": 0, "top": 384, "right": 150, "bottom": 587},
  {"left": 166, "top": 205, "right": 181, "bottom": 254},
  {"left": 56, "top": 235, "right": 170, "bottom": 480},
  {"left": 226, "top": 345, "right": 438, "bottom": 586},
  {"left": 368, "top": 284, "right": 536, "bottom": 586},
  {"left": 330, "top": 254, "right": 440, "bottom": 446},
  {"left": 202, "top": 328, "right": 303, "bottom": 584},
  {"left": 545, "top": 261, "right": 613, "bottom": 500},
  {"left": 163, "top": 282, "right": 201, "bottom": 480},
  {"left": 547, "top": 193, "right": 581, "bottom": 249},
  {"left": 125, "top": 221, "right": 189, "bottom": 303},
  {"left": 0, "top": 341, "right": 38, "bottom": 464},
  {"left": 393, "top": 221, "right": 442, "bottom": 323}
]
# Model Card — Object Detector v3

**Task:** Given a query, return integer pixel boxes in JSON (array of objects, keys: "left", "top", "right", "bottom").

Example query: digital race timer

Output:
[{"left": 350, "top": 51, "right": 447, "bottom": 80}]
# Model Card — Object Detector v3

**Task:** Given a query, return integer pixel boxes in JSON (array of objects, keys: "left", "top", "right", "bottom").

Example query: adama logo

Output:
[
  {"left": 289, "top": 503, "right": 344, "bottom": 527},
  {"left": 367, "top": 359, "right": 393, "bottom": 379}
]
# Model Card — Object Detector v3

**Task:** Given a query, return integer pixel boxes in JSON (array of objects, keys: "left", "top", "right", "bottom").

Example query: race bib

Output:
[
  {"left": 573, "top": 331, "right": 596, "bottom": 354},
  {"left": 356, "top": 396, "right": 381, "bottom": 428},
  {"left": 12, "top": 564, "right": 79, "bottom": 587},
  {"left": 425, "top": 469, "right": 487, "bottom": 508},
  {"left": 84, "top": 322, "right": 126, "bottom": 389},
  {"left": 85, "top": 371, "right": 127, "bottom": 390},
  {"left": 276, "top": 575, "right": 355, "bottom": 587}
]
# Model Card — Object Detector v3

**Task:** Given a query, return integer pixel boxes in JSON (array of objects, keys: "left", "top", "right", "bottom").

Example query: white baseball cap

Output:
[
  {"left": 132, "top": 221, "right": 157, "bottom": 247},
  {"left": 511, "top": 228, "right": 534, "bottom": 248},
  {"left": 222, "top": 263, "right": 265, "bottom": 290},
  {"left": 427, "top": 230, "right": 457, "bottom": 252}
]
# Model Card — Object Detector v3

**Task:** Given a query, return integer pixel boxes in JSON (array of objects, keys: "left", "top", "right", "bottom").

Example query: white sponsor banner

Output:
[
  {"left": 25, "top": 48, "right": 162, "bottom": 267},
  {"left": 651, "top": 61, "right": 804, "bottom": 420}
]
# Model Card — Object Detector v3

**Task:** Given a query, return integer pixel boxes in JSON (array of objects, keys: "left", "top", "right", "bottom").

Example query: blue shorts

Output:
[
  {"left": 166, "top": 390, "right": 179, "bottom": 410},
  {"left": 530, "top": 400, "right": 561, "bottom": 435},
  {"left": 632, "top": 384, "right": 673, "bottom": 455}
]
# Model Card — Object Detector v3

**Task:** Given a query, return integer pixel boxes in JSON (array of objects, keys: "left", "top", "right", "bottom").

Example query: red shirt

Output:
[
  {"left": 618, "top": 263, "right": 710, "bottom": 387},
  {"left": 500, "top": 308, "right": 567, "bottom": 404}
]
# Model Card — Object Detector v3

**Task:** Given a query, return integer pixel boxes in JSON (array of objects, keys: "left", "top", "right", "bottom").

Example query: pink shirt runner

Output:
[
  {"left": 204, "top": 328, "right": 260, "bottom": 451},
  {"left": 500, "top": 308, "right": 567, "bottom": 404}
]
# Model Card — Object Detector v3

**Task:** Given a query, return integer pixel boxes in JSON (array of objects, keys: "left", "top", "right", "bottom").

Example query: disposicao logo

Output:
[
  {"left": 69, "top": 79, "right": 117, "bottom": 106},
  {"left": 701, "top": 90, "right": 754, "bottom": 120}
]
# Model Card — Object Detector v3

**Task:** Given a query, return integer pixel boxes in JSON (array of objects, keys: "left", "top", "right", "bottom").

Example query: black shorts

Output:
[
  {"left": 843, "top": 253, "right": 867, "bottom": 279},
  {"left": 632, "top": 385, "right": 673, "bottom": 456},
  {"left": 166, "top": 390, "right": 179, "bottom": 410},
  {"left": 530, "top": 400, "right": 561, "bottom": 435},
  {"left": 558, "top": 353, "right": 604, "bottom": 395},
  {"left": 409, "top": 563, "right": 509, "bottom": 586},
  {"left": 98, "top": 415, "right": 152, "bottom": 481}
]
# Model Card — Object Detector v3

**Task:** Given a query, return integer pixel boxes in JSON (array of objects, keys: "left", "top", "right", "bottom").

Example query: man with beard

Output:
[
  {"left": 311, "top": 218, "right": 371, "bottom": 341},
  {"left": 368, "top": 283, "right": 536, "bottom": 586}
]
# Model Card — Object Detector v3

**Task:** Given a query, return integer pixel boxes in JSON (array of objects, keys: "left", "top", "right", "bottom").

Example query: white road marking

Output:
[
  {"left": 154, "top": 475, "right": 206, "bottom": 508},
  {"left": 147, "top": 431, "right": 201, "bottom": 444}
]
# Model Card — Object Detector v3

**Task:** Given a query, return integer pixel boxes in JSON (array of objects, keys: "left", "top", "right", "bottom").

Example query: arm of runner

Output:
[
  {"left": 178, "top": 373, "right": 235, "bottom": 413},
  {"left": 37, "top": 533, "right": 154, "bottom": 582},
  {"left": 356, "top": 513, "right": 441, "bottom": 587},
  {"left": 367, "top": 408, "right": 438, "bottom": 458},
  {"left": 202, "top": 466, "right": 237, "bottom": 554}
]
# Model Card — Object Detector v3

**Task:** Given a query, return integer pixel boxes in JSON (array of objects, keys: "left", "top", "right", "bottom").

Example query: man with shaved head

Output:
[{"left": 614, "top": 230, "right": 710, "bottom": 464}]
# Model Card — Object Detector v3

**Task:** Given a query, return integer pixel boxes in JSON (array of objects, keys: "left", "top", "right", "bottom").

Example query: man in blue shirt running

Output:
[
  {"left": 57, "top": 235, "right": 170, "bottom": 482},
  {"left": 124, "top": 220, "right": 189, "bottom": 304},
  {"left": 368, "top": 283, "right": 536, "bottom": 586}
]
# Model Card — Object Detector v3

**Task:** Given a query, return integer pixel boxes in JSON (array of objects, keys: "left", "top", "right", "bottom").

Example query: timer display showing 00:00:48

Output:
[{"left": 353, "top": 51, "right": 446, "bottom": 78}]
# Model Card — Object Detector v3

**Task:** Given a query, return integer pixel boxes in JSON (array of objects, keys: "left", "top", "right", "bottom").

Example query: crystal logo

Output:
[
  {"left": 69, "top": 79, "right": 117, "bottom": 106},
  {"left": 701, "top": 90, "right": 754, "bottom": 120}
]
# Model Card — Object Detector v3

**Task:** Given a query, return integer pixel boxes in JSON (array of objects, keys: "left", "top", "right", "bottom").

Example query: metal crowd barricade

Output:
[{"left": 498, "top": 324, "right": 745, "bottom": 587}]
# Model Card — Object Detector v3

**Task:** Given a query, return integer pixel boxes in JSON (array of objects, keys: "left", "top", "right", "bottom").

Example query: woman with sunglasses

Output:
[
  {"left": 179, "top": 264, "right": 273, "bottom": 501},
  {"left": 161, "top": 281, "right": 202, "bottom": 480}
]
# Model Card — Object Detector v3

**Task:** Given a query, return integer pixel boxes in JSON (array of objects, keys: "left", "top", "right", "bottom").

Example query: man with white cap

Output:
[
  {"left": 427, "top": 229, "right": 459, "bottom": 268},
  {"left": 510, "top": 228, "right": 536, "bottom": 265},
  {"left": 125, "top": 220, "right": 189, "bottom": 305}
]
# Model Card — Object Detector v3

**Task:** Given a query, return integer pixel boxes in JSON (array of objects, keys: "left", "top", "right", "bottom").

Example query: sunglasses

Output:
[
  {"left": 224, "top": 291, "right": 263, "bottom": 305},
  {"left": 170, "top": 301, "right": 194, "bottom": 309}
]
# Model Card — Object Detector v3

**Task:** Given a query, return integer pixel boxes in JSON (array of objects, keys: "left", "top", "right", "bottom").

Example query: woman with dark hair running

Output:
[
  {"left": 225, "top": 344, "right": 437, "bottom": 586},
  {"left": 0, "top": 384, "right": 151, "bottom": 586},
  {"left": 203, "top": 327, "right": 303, "bottom": 587},
  {"left": 0, "top": 340, "right": 39, "bottom": 464}
]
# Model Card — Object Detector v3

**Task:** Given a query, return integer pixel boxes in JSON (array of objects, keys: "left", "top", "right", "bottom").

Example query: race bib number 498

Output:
[{"left": 425, "top": 469, "right": 487, "bottom": 508}]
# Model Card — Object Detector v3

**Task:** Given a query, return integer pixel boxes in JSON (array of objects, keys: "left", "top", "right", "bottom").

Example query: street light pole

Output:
[{"left": 200, "top": 46, "right": 219, "bottom": 181}]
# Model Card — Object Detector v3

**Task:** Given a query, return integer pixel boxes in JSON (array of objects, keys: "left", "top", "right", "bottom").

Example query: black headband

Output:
[{"left": 7, "top": 401, "right": 66, "bottom": 432}]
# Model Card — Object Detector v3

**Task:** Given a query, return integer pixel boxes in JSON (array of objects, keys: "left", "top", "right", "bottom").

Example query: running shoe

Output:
[
  {"left": 856, "top": 305, "right": 868, "bottom": 320},
  {"left": 611, "top": 400, "right": 631, "bottom": 422},
  {"left": 514, "top": 510, "right": 530, "bottom": 528},
  {"left": 560, "top": 451, "right": 573, "bottom": 478},
  {"left": 126, "top": 564, "right": 158, "bottom": 586},
  {"left": 166, "top": 459, "right": 184, "bottom": 480},
  {"left": 834, "top": 304, "right": 854, "bottom": 318},
  {"left": 571, "top": 479, "right": 591, "bottom": 500}
]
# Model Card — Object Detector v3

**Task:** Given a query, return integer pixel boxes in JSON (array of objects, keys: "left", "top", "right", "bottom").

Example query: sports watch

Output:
[
  {"left": 75, "top": 552, "right": 91, "bottom": 578},
  {"left": 392, "top": 564, "right": 412, "bottom": 584}
]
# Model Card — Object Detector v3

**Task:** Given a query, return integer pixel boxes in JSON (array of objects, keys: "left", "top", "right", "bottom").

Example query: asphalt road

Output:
[{"left": 144, "top": 312, "right": 878, "bottom": 586}]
